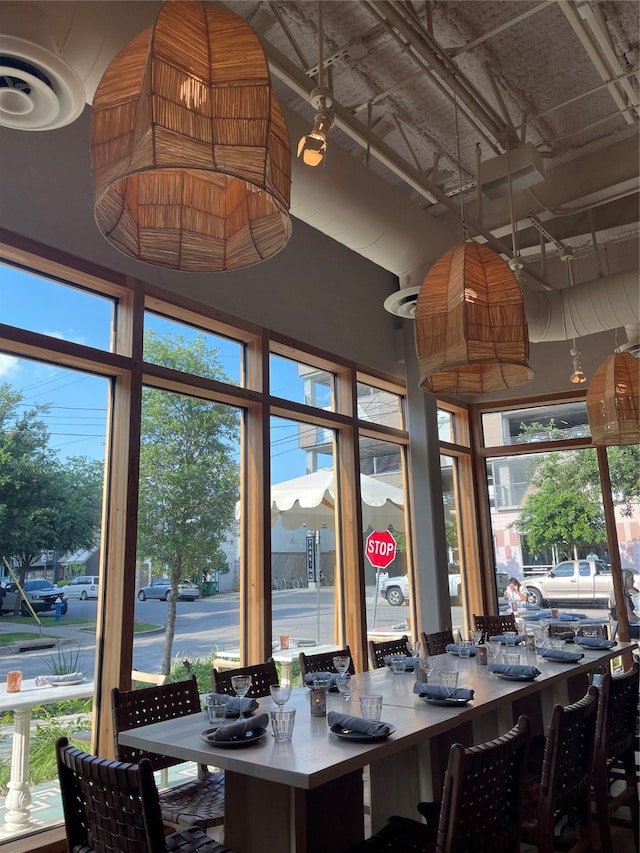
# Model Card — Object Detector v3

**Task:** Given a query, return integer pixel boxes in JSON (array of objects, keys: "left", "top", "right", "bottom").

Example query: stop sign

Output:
[{"left": 365, "top": 530, "right": 397, "bottom": 569}]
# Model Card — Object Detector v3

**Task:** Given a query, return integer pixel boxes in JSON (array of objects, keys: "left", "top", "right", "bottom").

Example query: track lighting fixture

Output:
[
  {"left": 297, "top": 88, "right": 334, "bottom": 167},
  {"left": 569, "top": 343, "right": 586, "bottom": 384}
]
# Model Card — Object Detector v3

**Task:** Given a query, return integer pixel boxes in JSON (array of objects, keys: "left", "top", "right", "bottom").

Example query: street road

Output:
[{"left": 0, "top": 589, "right": 610, "bottom": 681}]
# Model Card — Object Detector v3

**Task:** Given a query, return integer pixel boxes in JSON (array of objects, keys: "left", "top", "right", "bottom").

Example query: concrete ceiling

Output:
[{"left": 0, "top": 0, "right": 638, "bottom": 373}]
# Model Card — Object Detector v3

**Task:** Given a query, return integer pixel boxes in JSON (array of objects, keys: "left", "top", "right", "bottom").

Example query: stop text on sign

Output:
[{"left": 365, "top": 530, "right": 397, "bottom": 569}]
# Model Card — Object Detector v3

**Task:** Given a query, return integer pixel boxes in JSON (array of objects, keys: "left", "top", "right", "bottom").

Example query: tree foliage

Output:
[
  {"left": 0, "top": 383, "right": 103, "bottom": 606},
  {"left": 511, "top": 424, "right": 639, "bottom": 560},
  {"left": 138, "top": 331, "right": 240, "bottom": 673}
]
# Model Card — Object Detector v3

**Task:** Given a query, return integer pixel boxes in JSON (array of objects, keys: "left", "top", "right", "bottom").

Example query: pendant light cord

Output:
[{"left": 453, "top": 92, "right": 467, "bottom": 241}]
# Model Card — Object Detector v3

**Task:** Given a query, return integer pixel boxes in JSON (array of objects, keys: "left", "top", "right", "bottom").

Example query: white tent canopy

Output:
[{"left": 236, "top": 468, "right": 405, "bottom": 531}]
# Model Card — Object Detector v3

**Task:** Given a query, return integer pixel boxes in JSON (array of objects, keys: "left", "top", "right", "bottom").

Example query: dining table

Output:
[{"left": 118, "top": 641, "right": 636, "bottom": 853}]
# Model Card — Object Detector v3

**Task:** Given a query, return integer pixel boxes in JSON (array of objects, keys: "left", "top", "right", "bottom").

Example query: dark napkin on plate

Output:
[
  {"left": 34, "top": 672, "right": 83, "bottom": 685},
  {"left": 303, "top": 672, "right": 339, "bottom": 692},
  {"left": 537, "top": 648, "right": 584, "bottom": 662},
  {"left": 327, "top": 711, "right": 392, "bottom": 737},
  {"left": 412, "top": 683, "right": 474, "bottom": 701},
  {"left": 383, "top": 655, "right": 417, "bottom": 670},
  {"left": 574, "top": 637, "right": 616, "bottom": 649},
  {"left": 207, "top": 712, "right": 269, "bottom": 742},
  {"left": 207, "top": 693, "right": 259, "bottom": 715},
  {"left": 522, "top": 610, "right": 552, "bottom": 621},
  {"left": 445, "top": 643, "right": 478, "bottom": 656},
  {"left": 488, "top": 664, "right": 541, "bottom": 678},
  {"left": 488, "top": 635, "right": 525, "bottom": 645}
]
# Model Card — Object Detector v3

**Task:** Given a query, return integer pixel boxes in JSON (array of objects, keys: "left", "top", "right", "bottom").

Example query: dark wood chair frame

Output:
[
  {"left": 368, "top": 636, "right": 410, "bottom": 669},
  {"left": 298, "top": 646, "right": 356, "bottom": 677},
  {"left": 211, "top": 658, "right": 279, "bottom": 698},
  {"left": 56, "top": 736, "right": 234, "bottom": 853},
  {"left": 420, "top": 629, "right": 454, "bottom": 656},
  {"left": 473, "top": 613, "right": 517, "bottom": 642},
  {"left": 112, "top": 674, "right": 225, "bottom": 831}
]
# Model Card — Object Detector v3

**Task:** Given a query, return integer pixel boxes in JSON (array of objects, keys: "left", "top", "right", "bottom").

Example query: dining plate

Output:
[
  {"left": 200, "top": 727, "right": 267, "bottom": 748},
  {"left": 421, "top": 696, "right": 470, "bottom": 707},
  {"left": 51, "top": 677, "right": 86, "bottom": 686},
  {"left": 494, "top": 673, "right": 538, "bottom": 682},
  {"left": 329, "top": 723, "right": 396, "bottom": 742}
]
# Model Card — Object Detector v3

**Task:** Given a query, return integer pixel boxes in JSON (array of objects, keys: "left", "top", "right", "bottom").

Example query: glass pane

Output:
[
  {"left": 437, "top": 408, "right": 454, "bottom": 442},
  {"left": 0, "top": 262, "right": 114, "bottom": 350},
  {"left": 482, "top": 401, "right": 590, "bottom": 447},
  {"left": 144, "top": 312, "right": 242, "bottom": 385},
  {"left": 486, "top": 448, "right": 617, "bottom": 612},
  {"left": 0, "top": 357, "right": 108, "bottom": 841},
  {"left": 270, "top": 416, "right": 336, "bottom": 682},
  {"left": 363, "top": 439, "right": 408, "bottom": 640},
  {"left": 357, "top": 381, "right": 404, "bottom": 429},
  {"left": 270, "top": 353, "right": 335, "bottom": 410},
  {"left": 137, "top": 384, "right": 242, "bottom": 680}
]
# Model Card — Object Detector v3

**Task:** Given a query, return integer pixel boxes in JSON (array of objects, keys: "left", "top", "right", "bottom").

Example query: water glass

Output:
[
  {"left": 312, "top": 672, "right": 332, "bottom": 691},
  {"left": 457, "top": 642, "right": 472, "bottom": 658},
  {"left": 359, "top": 695, "right": 383, "bottom": 721},
  {"left": 205, "top": 695, "right": 229, "bottom": 724},
  {"left": 6, "top": 671, "right": 22, "bottom": 693},
  {"left": 439, "top": 671, "right": 459, "bottom": 688},
  {"left": 271, "top": 708, "right": 296, "bottom": 742},
  {"left": 503, "top": 653, "right": 521, "bottom": 665},
  {"left": 390, "top": 655, "right": 407, "bottom": 674},
  {"left": 503, "top": 632, "right": 518, "bottom": 647},
  {"left": 333, "top": 655, "right": 351, "bottom": 675},
  {"left": 417, "top": 656, "right": 434, "bottom": 682}
]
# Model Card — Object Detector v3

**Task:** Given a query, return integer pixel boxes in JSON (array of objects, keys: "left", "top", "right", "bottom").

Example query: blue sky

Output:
[{"left": 1, "top": 262, "right": 323, "bottom": 482}]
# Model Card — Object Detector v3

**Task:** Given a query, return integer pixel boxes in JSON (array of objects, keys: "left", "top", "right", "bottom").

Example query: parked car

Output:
[
  {"left": 379, "top": 570, "right": 509, "bottom": 606},
  {"left": 137, "top": 578, "right": 200, "bottom": 601},
  {"left": 64, "top": 575, "right": 100, "bottom": 600},
  {"left": 1, "top": 579, "right": 68, "bottom": 616},
  {"left": 523, "top": 559, "right": 614, "bottom": 606}
]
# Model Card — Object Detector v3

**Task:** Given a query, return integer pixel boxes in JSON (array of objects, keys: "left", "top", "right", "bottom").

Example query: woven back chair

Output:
[
  {"left": 473, "top": 614, "right": 517, "bottom": 643},
  {"left": 211, "top": 658, "right": 278, "bottom": 698},
  {"left": 368, "top": 636, "right": 410, "bottom": 669},
  {"left": 521, "top": 686, "right": 599, "bottom": 853},
  {"left": 112, "top": 675, "right": 225, "bottom": 831},
  {"left": 344, "top": 716, "right": 531, "bottom": 853},
  {"left": 56, "top": 737, "right": 235, "bottom": 853},
  {"left": 421, "top": 629, "right": 454, "bottom": 656},
  {"left": 298, "top": 646, "right": 356, "bottom": 677},
  {"left": 592, "top": 664, "right": 639, "bottom": 853}
]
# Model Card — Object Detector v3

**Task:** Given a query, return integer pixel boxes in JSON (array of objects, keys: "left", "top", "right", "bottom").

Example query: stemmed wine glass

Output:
[
  {"left": 269, "top": 683, "right": 292, "bottom": 709},
  {"left": 333, "top": 655, "right": 351, "bottom": 675},
  {"left": 336, "top": 673, "right": 357, "bottom": 712},
  {"left": 417, "top": 655, "right": 434, "bottom": 682},
  {"left": 231, "top": 674, "right": 252, "bottom": 699},
  {"left": 489, "top": 639, "right": 502, "bottom": 661}
]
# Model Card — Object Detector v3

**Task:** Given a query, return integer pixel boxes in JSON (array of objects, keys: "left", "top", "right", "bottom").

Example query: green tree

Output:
[
  {"left": 138, "top": 332, "right": 240, "bottom": 674},
  {"left": 0, "top": 384, "right": 103, "bottom": 608}
]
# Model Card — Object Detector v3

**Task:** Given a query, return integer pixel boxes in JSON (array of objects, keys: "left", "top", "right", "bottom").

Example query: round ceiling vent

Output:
[
  {"left": 383, "top": 286, "right": 420, "bottom": 319},
  {"left": 0, "top": 35, "right": 84, "bottom": 130}
]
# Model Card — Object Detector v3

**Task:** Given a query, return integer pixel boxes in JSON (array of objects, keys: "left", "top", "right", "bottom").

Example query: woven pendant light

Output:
[
  {"left": 415, "top": 241, "right": 534, "bottom": 394},
  {"left": 91, "top": 0, "right": 291, "bottom": 272},
  {"left": 586, "top": 352, "right": 640, "bottom": 445}
]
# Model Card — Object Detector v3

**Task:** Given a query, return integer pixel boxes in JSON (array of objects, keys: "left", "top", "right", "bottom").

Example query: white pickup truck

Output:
[{"left": 523, "top": 559, "right": 612, "bottom": 606}]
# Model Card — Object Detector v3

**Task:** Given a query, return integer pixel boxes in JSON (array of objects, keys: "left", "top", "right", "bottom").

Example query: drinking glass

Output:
[
  {"left": 333, "top": 655, "right": 351, "bottom": 675},
  {"left": 439, "top": 671, "right": 459, "bottom": 688},
  {"left": 503, "top": 653, "right": 521, "bottom": 665},
  {"left": 503, "top": 632, "right": 518, "bottom": 647},
  {"left": 271, "top": 708, "right": 296, "bottom": 743},
  {"left": 359, "top": 695, "right": 383, "bottom": 721},
  {"left": 269, "top": 683, "right": 292, "bottom": 709},
  {"left": 457, "top": 642, "right": 472, "bottom": 659},
  {"left": 205, "top": 695, "right": 229, "bottom": 724},
  {"left": 336, "top": 673, "right": 357, "bottom": 712},
  {"left": 231, "top": 674, "right": 252, "bottom": 699},
  {"left": 390, "top": 654, "right": 407, "bottom": 674},
  {"left": 418, "top": 655, "right": 434, "bottom": 681},
  {"left": 490, "top": 639, "right": 502, "bottom": 661},
  {"left": 468, "top": 629, "right": 482, "bottom": 646}
]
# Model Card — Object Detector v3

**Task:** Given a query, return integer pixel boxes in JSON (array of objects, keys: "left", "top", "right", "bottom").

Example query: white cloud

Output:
[{"left": 0, "top": 354, "right": 20, "bottom": 378}]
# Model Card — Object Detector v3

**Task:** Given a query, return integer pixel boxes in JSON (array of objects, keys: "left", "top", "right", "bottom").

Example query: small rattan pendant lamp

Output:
[
  {"left": 415, "top": 241, "right": 535, "bottom": 394},
  {"left": 586, "top": 351, "right": 640, "bottom": 445},
  {"left": 91, "top": 0, "right": 291, "bottom": 272}
]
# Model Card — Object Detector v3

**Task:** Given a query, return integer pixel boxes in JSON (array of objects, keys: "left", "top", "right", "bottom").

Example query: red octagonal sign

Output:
[{"left": 365, "top": 530, "right": 397, "bottom": 569}]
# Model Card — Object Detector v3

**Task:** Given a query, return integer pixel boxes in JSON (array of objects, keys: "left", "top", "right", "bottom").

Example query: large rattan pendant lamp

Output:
[
  {"left": 586, "top": 351, "right": 640, "bottom": 445},
  {"left": 91, "top": 0, "right": 292, "bottom": 272},
  {"left": 415, "top": 241, "right": 535, "bottom": 394}
]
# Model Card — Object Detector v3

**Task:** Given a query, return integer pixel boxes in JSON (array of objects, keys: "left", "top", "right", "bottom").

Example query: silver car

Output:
[
  {"left": 137, "top": 578, "right": 200, "bottom": 602},
  {"left": 1, "top": 579, "right": 68, "bottom": 616}
]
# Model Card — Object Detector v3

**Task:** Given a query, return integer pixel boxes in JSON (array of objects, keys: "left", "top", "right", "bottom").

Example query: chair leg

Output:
[{"left": 592, "top": 775, "right": 613, "bottom": 853}]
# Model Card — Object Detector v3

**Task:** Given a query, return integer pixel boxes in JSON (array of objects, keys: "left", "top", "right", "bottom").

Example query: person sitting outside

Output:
[
  {"left": 503, "top": 577, "right": 528, "bottom": 611},
  {"left": 609, "top": 568, "right": 640, "bottom": 639}
]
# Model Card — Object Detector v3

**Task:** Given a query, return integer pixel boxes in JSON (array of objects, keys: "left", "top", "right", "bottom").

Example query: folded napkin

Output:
[
  {"left": 574, "top": 637, "right": 616, "bottom": 649},
  {"left": 412, "top": 683, "right": 474, "bottom": 701},
  {"left": 488, "top": 635, "right": 524, "bottom": 645},
  {"left": 207, "top": 712, "right": 269, "bottom": 742},
  {"left": 522, "top": 604, "right": 541, "bottom": 611},
  {"left": 383, "top": 655, "right": 417, "bottom": 670},
  {"left": 445, "top": 643, "right": 478, "bottom": 656},
  {"left": 327, "top": 711, "right": 392, "bottom": 737},
  {"left": 522, "top": 610, "right": 551, "bottom": 621},
  {"left": 557, "top": 612, "right": 587, "bottom": 621},
  {"left": 34, "top": 672, "right": 83, "bottom": 686},
  {"left": 303, "top": 672, "right": 339, "bottom": 692},
  {"left": 488, "top": 664, "right": 541, "bottom": 678},
  {"left": 552, "top": 631, "right": 575, "bottom": 641},
  {"left": 207, "top": 693, "right": 259, "bottom": 715},
  {"left": 537, "top": 648, "right": 584, "bottom": 662}
]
